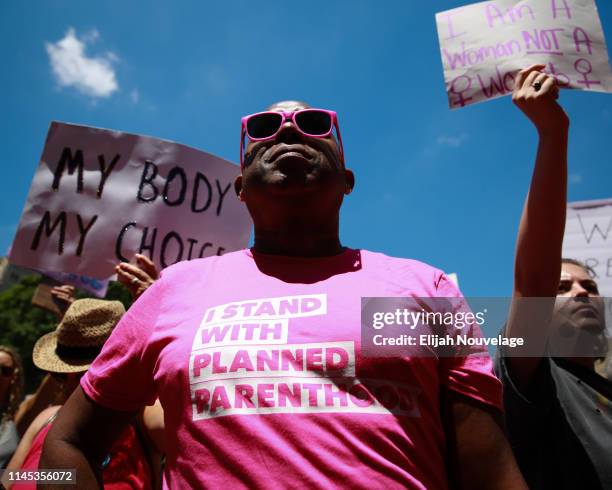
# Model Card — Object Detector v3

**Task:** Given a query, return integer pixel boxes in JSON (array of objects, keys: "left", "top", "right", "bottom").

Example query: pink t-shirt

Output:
[{"left": 82, "top": 248, "right": 501, "bottom": 489}]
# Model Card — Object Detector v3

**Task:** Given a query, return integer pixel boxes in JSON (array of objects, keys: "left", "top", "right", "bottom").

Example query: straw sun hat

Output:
[{"left": 33, "top": 298, "right": 125, "bottom": 373}]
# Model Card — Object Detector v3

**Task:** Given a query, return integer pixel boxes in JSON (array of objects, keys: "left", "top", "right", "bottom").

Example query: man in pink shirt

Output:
[{"left": 38, "top": 95, "right": 542, "bottom": 488}]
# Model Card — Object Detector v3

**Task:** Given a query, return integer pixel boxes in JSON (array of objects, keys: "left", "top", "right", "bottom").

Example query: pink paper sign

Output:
[
  {"left": 436, "top": 0, "right": 612, "bottom": 109},
  {"left": 9, "top": 122, "right": 252, "bottom": 280}
]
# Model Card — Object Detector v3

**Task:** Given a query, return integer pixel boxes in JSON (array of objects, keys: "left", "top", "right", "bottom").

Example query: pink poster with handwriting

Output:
[
  {"left": 436, "top": 0, "right": 612, "bottom": 109},
  {"left": 9, "top": 122, "right": 252, "bottom": 281}
]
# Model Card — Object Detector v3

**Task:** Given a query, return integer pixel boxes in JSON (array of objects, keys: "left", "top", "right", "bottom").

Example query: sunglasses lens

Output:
[
  {"left": 295, "top": 110, "right": 332, "bottom": 136},
  {"left": 247, "top": 113, "right": 283, "bottom": 139}
]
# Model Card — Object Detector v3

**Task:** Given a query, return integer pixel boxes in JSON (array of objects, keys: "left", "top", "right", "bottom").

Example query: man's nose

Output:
[
  {"left": 570, "top": 282, "right": 590, "bottom": 297},
  {"left": 275, "top": 120, "right": 304, "bottom": 144}
]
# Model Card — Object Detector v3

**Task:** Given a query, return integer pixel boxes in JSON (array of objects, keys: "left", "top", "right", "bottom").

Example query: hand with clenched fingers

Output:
[{"left": 512, "top": 63, "right": 569, "bottom": 135}]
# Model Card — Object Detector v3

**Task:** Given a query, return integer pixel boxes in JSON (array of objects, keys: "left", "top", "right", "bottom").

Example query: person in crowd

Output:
[
  {"left": 5, "top": 299, "right": 162, "bottom": 489},
  {"left": 14, "top": 374, "right": 64, "bottom": 437},
  {"left": 14, "top": 285, "right": 76, "bottom": 437},
  {"left": 15, "top": 260, "right": 159, "bottom": 439},
  {"left": 496, "top": 64, "right": 612, "bottom": 489},
  {"left": 0, "top": 346, "right": 24, "bottom": 468},
  {"left": 38, "top": 95, "right": 542, "bottom": 489}
]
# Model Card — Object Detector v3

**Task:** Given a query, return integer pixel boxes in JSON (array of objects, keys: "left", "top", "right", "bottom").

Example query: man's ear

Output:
[
  {"left": 344, "top": 169, "right": 355, "bottom": 195},
  {"left": 234, "top": 175, "right": 245, "bottom": 201}
]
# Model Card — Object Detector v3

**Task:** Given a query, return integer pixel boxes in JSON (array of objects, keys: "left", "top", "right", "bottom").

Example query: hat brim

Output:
[{"left": 32, "top": 332, "right": 94, "bottom": 373}]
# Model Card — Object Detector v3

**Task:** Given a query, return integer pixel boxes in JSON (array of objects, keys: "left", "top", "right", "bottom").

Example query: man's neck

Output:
[
  {"left": 248, "top": 198, "right": 345, "bottom": 257},
  {"left": 252, "top": 227, "right": 344, "bottom": 258}
]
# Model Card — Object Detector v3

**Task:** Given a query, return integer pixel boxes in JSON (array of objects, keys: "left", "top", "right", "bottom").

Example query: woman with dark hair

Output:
[{"left": 0, "top": 345, "right": 24, "bottom": 468}]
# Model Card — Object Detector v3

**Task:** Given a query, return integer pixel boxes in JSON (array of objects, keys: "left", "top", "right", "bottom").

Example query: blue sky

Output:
[{"left": 1, "top": 0, "right": 611, "bottom": 297}]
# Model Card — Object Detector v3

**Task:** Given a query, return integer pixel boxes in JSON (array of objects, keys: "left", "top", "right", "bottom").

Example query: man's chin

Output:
[
  {"left": 578, "top": 319, "right": 606, "bottom": 334},
  {"left": 260, "top": 171, "right": 324, "bottom": 194},
  {"left": 570, "top": 310, "right": 606, "bottom": 333}
]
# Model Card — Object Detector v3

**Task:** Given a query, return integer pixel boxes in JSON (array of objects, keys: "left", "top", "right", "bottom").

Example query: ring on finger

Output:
[
  {"left": 532, "top": 81, "right": 542, "bottom": 91},
  {"left": 131, "top": 277, "right": 139, "bottom": 285}
]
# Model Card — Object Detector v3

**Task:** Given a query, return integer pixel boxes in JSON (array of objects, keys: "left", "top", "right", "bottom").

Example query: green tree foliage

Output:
[
  {"left": 0, "top": 276, "right": 132, "bottom": 394},
  {"left": 0, "top": 276, "right": 57, "bottom": 393},
  {"left": 104, "top": 280, "right": 133, "bottom": 310}
]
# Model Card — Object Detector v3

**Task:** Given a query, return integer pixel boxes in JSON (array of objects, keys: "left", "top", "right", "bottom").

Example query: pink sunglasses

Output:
[{"left": 240, "top": 108, "right": 344, "bottom": 168}]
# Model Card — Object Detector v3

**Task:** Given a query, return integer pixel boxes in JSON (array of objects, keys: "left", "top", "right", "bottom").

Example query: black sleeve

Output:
[
  {"left": 494, "top": 351, "right": 556, "bottom": 415},
  {"left": 494, "top": 346, "right": 559, "bottom": 479}
]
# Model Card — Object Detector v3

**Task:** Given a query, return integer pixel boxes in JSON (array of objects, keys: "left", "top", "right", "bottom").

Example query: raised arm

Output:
[
  {"left": 38, "top": 387, "right": 137, "bottom": 489},
  {"left": 506, "top": 64, "right": 569, "bottom": 389}
]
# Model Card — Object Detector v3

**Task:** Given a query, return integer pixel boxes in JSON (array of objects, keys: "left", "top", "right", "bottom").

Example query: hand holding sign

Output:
[
  {"left": 50, "top": 284, "right": 76, "bottom": 308},
  {"left": 116, "top": 254, "right": 159, "bottom": 299},
  {"left": 512, "top": 64, "right": 568, "bottom": 132}
]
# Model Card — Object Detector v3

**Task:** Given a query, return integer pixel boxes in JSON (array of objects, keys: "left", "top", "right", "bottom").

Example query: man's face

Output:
[
  {"left": 553, "top": 263, "right": 605, "bottom": 334},
  {"left": 239, "top": 101, "right": 350, "bottom": 198}
]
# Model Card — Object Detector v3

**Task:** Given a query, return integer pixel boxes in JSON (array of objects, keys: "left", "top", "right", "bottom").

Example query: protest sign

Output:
[
  {"left": 563, "top": 198, "right": 612, "bottom": 296},
  {"left": 435, "top": 0, "right": 612, "bottom": 109},
  {"left": 31, "top": 278, "right": 64, "bottom": 318},
  {"left": 38, "top": 268, "right": 109, "bottom": 297},
  {"left": 9, "top": 122, "right": 252, "bottom": 280}
]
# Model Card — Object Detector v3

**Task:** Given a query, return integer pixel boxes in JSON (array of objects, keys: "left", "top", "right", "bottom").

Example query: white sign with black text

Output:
[
  {"left": 9, "top": 122, "right": 252, "bottom": 280},
  {"left": 563, "top": 198, "right": 612, "bottom": 296}
]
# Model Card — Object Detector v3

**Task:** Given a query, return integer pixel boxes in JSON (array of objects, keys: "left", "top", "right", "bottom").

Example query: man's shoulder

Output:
[
  {"left": 158, "top": 249, "right": 248, "bottom": 279},
  {"left": 552, "top": 357, "right": 612, "bottom": 400},
  {"left": 359, "top": 249, "right": 455, "bottom": 294},
  {"left": 360, "top": 249, "right": 446, "bottom": 279},
  {"left": 360, "top": 249, "right": 442, "bottom": 271}
]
